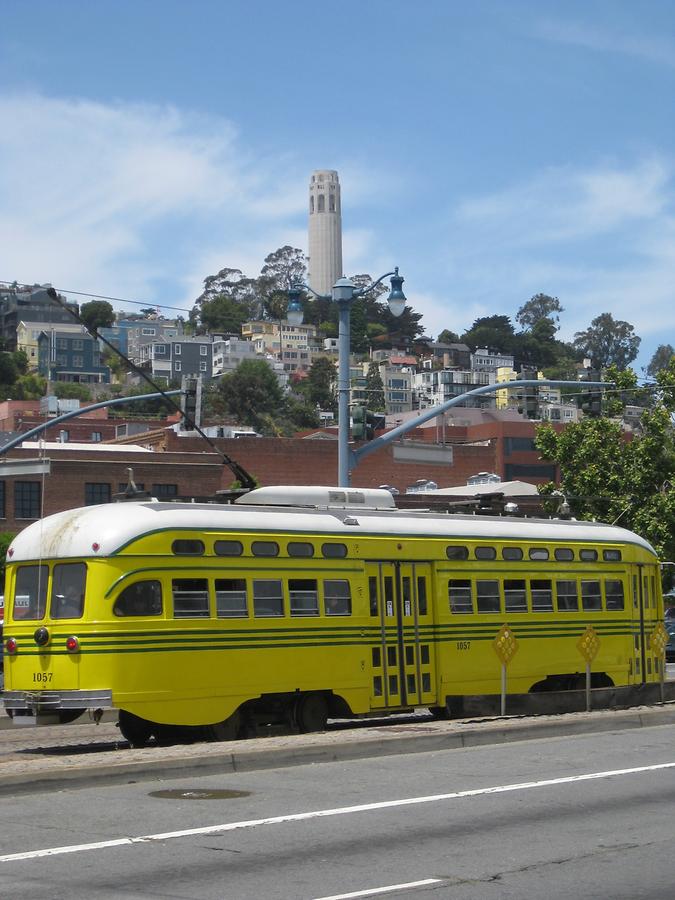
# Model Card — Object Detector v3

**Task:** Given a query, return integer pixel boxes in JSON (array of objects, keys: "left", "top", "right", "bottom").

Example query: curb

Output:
[{"left": 2, "top": 704, "right": 675, "bottom": 795}]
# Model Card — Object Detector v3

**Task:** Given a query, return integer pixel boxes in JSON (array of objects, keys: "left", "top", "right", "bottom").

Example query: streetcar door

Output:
[
  {"left": 366, "top": 562, "right": 436, "bottom": 710},
  {"left": 630, "top": 564, "right": 647, "bottom": 684}
]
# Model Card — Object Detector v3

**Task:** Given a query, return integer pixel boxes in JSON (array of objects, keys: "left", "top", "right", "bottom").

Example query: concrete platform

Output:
[{"left": 3, "top": 703, "right": 675, "bottom": 796}]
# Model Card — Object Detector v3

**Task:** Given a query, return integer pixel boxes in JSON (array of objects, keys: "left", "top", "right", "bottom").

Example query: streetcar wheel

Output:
[
  {"left": 118, "top": 711, "right": 153, "bottom": 748},
  {"left": 428, "top": 705, "right": 450, "bottom": 720},
  {"left": 297, "top": 693, "right": 328, "bottom": 733},
  {"left": 205, "top": 710, "right": 242, "bottom": 742}
]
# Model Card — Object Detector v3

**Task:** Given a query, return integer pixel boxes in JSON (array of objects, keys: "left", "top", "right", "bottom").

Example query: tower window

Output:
[
  {"left": 318, "top": 194, "right": 325, "bottom": 212},
  {"left": 329, "top": 194, "right": 335, "bottom": 212},
  {"left": 310, "top": 196, "right": 314, "bottom": 213}
]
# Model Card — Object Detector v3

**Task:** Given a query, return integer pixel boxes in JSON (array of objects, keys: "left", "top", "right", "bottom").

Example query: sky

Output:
[{"left": 1, "top": 0, "right": 674, "bottom": 372}]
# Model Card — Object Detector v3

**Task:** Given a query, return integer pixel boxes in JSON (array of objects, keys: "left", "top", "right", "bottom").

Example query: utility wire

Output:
[{"left": 44, "top": 287, "right": 256, "bottom": 492}]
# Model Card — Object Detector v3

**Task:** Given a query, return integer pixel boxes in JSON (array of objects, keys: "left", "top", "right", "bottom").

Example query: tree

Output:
[
  {"left": 515, "top": 294, "right": 564, "bottom": 331},
  {"left": 535, "top": 359, "right": 675, "bottom": 562},
  {"left": 0, "top": 354, "right": 18, "bottom": 386},
  {"left": 437, "top": 329, "right": 460, "bottom": 344},
  {"left": 461, "top": 315, "right": 515, "bottom": 352},
  {"left": 9, "top": 373, "right": 46, "bottom": 400},
  {"left": 646, "top": 344, "right": 674, "bottom": 378},
  {"left": 216, "top": 359, "right": 285, "bottom": 430},
  {"left": 80, "top": 300, "right": 115, "bottom": 332},
  {"left": 53, "top": 382, "right": 93, "bottom": 401},
  {"left": 299, "top": 356, "right": 336, "bottom": 412},
  {"left": 190, "top": 268, "right": 261, "bottom": 333},
  {"left": 199, "top": 295, "right": 251, "bottom": 335},
  {"left": 258, "top": 247, "right": 307, "bottom": 321},
  {"left": 365, "top": 362, "right": 386, "bottom": 412},
  {"left": 573, "top": 313, "right": 641, "bottom": 370}
]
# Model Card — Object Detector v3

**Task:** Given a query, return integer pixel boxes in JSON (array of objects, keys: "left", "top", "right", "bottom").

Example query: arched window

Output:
[
  {"left": 329, "top": 194, "right": 336, "bottom": 212},
  {"left": 317, "top": 194, "right": 325, "bottom": 212}
]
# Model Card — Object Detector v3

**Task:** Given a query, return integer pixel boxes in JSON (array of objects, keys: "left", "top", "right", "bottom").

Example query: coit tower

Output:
[{"left": 308, "top": 169, "right": 343, "bottom": 296}]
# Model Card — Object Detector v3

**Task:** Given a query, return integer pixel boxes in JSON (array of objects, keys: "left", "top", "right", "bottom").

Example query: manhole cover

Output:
[{"left": 148, "top": 789, "right": 251, "bottom": 800}]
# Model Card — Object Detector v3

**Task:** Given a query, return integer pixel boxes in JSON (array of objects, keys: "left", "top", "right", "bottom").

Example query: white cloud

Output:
[
  {"left": 0, "top": 92, "right": 311, "bottom": 310},
  {"left": 535, "top": 18, "right": 675, "bottom": 69}
]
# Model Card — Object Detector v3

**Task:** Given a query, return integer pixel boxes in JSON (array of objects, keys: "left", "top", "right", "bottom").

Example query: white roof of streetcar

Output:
[{"left": 7, "top": 485, "right": 657, "bottom": 561}]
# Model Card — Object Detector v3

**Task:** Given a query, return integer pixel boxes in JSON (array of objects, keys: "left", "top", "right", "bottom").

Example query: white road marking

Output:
[
  {"left": 311, "top": 879, "right": 442, "bottom": 899},
  {"left": 2, "top": 760, "right": 675, "bottom": 863}
]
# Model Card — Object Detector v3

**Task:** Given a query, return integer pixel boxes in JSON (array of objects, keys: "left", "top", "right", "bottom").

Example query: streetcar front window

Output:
[
  {"left": 51, "top": 563, "right": 86, "bottom": 619},
  {"left": 13, "top": 565, "right": 48, "bottom": 620}
]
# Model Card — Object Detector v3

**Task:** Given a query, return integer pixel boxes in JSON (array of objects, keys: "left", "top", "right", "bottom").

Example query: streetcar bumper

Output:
[{"left": 2, "top": 689, "right": 113, "bottom": 724}]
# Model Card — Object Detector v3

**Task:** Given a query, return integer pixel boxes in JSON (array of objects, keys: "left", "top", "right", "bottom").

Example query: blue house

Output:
[{"left": 37, "top": 330, "right": 111, "bottom": 384}]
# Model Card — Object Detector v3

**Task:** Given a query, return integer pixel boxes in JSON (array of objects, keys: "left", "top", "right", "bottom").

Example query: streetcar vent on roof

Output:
[{"left": 235, "top": 486, "right": 396, "bottom": 510}]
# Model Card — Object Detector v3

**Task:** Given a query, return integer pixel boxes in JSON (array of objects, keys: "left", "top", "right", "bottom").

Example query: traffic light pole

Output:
[{"left": 347, "top": 378, "right": 610, "bottom": 483}]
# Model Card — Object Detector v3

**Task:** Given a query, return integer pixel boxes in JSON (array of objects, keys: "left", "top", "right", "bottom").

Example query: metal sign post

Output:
[
  {"left": 577, "top": 625, "right": 600, "bottom": 711},
  {"left": 493, "top": 624, "right": 518, "bottom": 716}
]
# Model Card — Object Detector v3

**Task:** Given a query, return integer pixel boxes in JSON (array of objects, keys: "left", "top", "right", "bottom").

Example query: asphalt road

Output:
[{"left": 2, "top": 721, "right": 675, "bottom": 899}]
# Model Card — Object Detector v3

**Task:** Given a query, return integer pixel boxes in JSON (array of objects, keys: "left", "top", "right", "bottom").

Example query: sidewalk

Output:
[{"left": 2, "top": 704, "right": 675, "bottom": 796}]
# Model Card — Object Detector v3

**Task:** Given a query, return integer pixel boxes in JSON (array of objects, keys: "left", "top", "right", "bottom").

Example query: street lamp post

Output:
[{"left": 288, "top": 269, "right": 406, "bottom": 486}]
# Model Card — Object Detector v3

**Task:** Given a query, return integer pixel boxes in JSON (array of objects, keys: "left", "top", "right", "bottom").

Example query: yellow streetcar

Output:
[{"left": 1, "top": 485, "right": 667, "bottom": 746}]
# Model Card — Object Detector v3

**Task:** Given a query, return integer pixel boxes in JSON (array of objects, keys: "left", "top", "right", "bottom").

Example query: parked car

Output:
[{"left": 666, "top": 622, "right": 675, "bottom": 663}]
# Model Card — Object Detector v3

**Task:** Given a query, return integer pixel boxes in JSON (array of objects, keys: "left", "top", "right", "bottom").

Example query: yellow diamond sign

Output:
[
  {"left": 650, "top": 622, "right": 668, "bottom": 657},
  {"left": 493, "top": 623, "right": 518, "bottom": 666},
  {"left": 577, "top": 624, "right": 600, "bottom": 663}
]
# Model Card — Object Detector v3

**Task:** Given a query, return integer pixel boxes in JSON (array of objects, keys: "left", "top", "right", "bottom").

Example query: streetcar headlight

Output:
[{"left": 65, "top": 635, "right": 80, "bottom": 653}]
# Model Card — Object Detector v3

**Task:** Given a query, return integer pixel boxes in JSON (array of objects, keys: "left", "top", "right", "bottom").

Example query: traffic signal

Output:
[
  {"left": 181, "top": 376, "right": 200, "bottom": 430},
  {"left": 352, "top": 406, "right": 377, "bottom": 440}
]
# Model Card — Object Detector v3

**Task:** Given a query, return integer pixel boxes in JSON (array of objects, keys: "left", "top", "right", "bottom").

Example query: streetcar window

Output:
[
  {"left": 556, "top": 580, "right": 578, "bottom": 611},
  {"left": 603, "top": 549, "right": 622, "bottom": 561},
  {"left": 289, "top": 579, "right": 319, "bottom": 616},
  {"left": 287, "top": 542, "right": 314, "bottom": 558},
  {"left": 554, "top": 548, "right": 574, "bottom": 561},
  {"left": 581, "top": 580, "right": 602, "bottom": 611},
  {"left": 51, "top": 563, "right": 86, "bottom": 619},
  {"left": 215, "top": 579, "right": 247, "bottom": 617},
  {"left": 529, "top": 548, "right": 549, "bottom": 561},
  {"left": 171, "top": 539, "right": 205, "bottom": 556},
  {"left": 502, "top": 547, "right": 523, "bottom": 561},
  {"left": 172, "top": 578, "right": 210, "bottom": 617},
  {"left": 446, "top": 545, "right": 469, "bottom": 560},
  {"left": 322, "top": 543, "right": 347, "bottom": 558},
  {"left": 324, "top": 580, "right": 351, "bottom": 616},
  {"left": 531, "top": 579, "right": 553, "bottom": 612},
  {"left": 417, "top": 577, "right": 428, "bottom": 615},
  {"left": 214, "top": 540, "right": 243, "bottom": 556},
  {"left": 475, "top": 546, "right": 496, "bottom": 561},
  {"left": 369, "top": 576, "right": 378, "bottom": 616},
  {"left": 252, "top": 541, "right": 279, "bottom": 557},
  {"left": 605, "top": 579, "right": 625, "bottom": 611},
  {"left": 476, "top": 580, "right": 500, "bottom": 613},
  {"left": 504, "top": 579, "right": 527, "bottom": 612},
  {"left": 580, "top": 549, "right": 598, "bottom": 562},
  {"left": 384, "top": 576, "right": 395, "bottom": 616},
  {"left": 13, "top": 565, "right": 48, "bottom": 620},
  {"left": 253, "top": 580, "right": 284, "bottom": 617},
  {"left": 114, "top": 580, "right": 162, "bottom": 617},
  {"left": 402, "top": 576, "right": 412, "bottom": 616},
  {"left": 449, "top": 579, "right": 473, "bottom": 614}
]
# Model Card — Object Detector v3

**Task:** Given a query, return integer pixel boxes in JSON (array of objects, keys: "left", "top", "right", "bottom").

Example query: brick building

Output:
[{"left": 0, "top": 445, "right": 223, "bottom": 533}]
